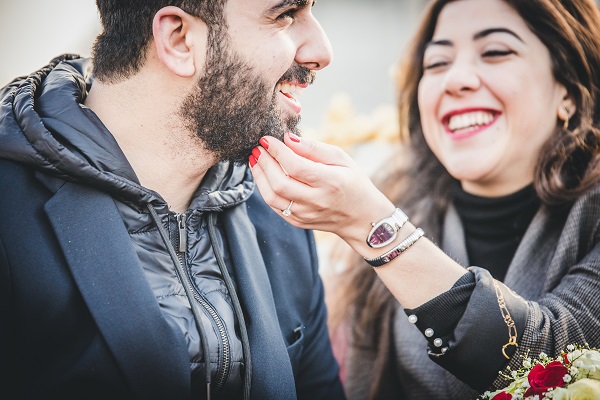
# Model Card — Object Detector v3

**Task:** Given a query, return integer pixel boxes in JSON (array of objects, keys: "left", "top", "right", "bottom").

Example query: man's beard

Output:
[{"left": 179, "top": 35, "right": 315, "bottom": 165}]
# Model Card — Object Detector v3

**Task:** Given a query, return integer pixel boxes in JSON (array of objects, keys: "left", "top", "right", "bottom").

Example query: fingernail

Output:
[
  {"left": 259, "top": 137, "right": 269, "bottom": 149},
  {"left": 249, "top": 155, "right": 257, "bottom": 168},
  {"left": 252, "top": 147, "right": 261, "bottom": 160},
  {"left": 288, "top": 132, "right": 301, "bottom": 143}
]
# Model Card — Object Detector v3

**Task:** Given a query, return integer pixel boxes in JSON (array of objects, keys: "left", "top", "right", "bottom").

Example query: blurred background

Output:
[{"left": 0, "top": 0, "right": 428, "bottom": 148}]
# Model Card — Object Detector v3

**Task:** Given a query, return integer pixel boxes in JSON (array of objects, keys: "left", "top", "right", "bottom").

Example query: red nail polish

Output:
[
  {"left": 249, "top": 155, "right": 257, "bottom": 168},
  {"left": 252, "top": 147, "right": 261, "bottom": 160},
  {"left": 259, "top": 137, "right": 269, "bottom": 149},
  {"left": 289, "top": 132, "right": 301, "bottom": 143}
]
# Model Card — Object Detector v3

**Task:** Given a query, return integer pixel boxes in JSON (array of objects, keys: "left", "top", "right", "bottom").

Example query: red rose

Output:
[
  {"left": 491, "top": 391, "right": 512, "bottom": 400},
  {"left": 524, "top": 360, "right": 568, "bottom": 397}
]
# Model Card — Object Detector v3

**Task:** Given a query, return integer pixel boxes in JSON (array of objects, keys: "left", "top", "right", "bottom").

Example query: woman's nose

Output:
[{"left": 442, "top": 58, "right": 481, "bottom": 96}]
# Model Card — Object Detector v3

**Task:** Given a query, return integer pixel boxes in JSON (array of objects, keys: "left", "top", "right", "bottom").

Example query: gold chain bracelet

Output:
[{"left": 493, "top": 281, "right": 519, "bottom": 359}]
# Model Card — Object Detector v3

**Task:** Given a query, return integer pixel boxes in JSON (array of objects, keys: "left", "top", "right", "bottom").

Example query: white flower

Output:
[
  {"left": 569, "top": 349, "right": 600, "bottom": 380},
  {"left": 551, "top": 387, "right": 569, "bottom": 400},
  {"left": 571, "top": 350, "right": 585, "bottom": 361},
  {"left": 564, "top": 374, "right": 573, "bottom": 383},
  {"left": 568, "top": 345, "right": 576, "bottom": 351},
  {"left": 563, "top": 378, "right": 600, "bottom": 399}
]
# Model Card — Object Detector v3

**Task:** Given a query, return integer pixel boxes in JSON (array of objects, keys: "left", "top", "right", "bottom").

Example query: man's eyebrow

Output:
[
  {"left": 425, "top": 27, "right": 524, "bottom": 49},
  {"left": 266, "top": 0, "right": 311, "bottom": 14}
]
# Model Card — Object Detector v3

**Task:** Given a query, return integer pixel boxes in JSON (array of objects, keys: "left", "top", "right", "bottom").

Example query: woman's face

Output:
[{"left": 417, "top": 0, "right": 570, "bottom": 197}]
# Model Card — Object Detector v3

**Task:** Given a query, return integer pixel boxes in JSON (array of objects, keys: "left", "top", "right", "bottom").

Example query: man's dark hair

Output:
[{"left": 92, "top": 0, "right": 227, "bottom": 83}]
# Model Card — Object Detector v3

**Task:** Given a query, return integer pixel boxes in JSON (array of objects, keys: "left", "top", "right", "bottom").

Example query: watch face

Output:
[{"left": 368, "top": 222, "right": 396, "bottom": 247}]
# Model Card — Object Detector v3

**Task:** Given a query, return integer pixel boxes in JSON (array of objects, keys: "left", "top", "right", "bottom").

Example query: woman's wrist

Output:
[{"left": 345, "top": 215, "right": 418, "bottom": 261}]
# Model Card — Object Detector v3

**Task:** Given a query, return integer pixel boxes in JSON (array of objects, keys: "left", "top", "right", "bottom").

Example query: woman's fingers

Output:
[
  {"left": 249, "top": 134, "right": 399, "bottom": 247},
  {"left": 283, "top": 132, "right": 355, "bottom": 166},
  {"left": 258, "top": 133, "right": 353, "bottom": 189},
  {"left": 248, "top": 159, "right": 290, "bottom": 213},
  {"left": 256, "top": 136, "right": 323, "bottom": 189},
  {"left": 249, "top": 144, "right": 316, "bottom": 220}
]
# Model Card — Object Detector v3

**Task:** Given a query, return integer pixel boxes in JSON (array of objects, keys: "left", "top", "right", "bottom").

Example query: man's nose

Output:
[{"left": 295, "top": 15, "right": 333, "bottom": 71}]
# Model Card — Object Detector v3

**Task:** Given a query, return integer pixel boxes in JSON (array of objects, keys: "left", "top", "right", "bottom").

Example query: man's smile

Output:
[{"left": 276, "top": 81, "right": 308, "bottom": 114}]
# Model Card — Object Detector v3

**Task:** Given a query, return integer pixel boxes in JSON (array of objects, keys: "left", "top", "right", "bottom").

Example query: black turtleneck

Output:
[{"left": 452, "top": 184, "right": 540, "bottom": 280}]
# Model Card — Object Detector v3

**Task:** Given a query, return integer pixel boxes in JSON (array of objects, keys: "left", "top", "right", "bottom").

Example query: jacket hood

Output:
[{"left": 0, "top": 55, "right": 253, "bottom": 210}]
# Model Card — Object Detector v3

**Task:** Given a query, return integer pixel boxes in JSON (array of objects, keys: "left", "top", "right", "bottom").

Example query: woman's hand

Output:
[
  {"left": 250, "top": 132, "right": 467, "bottom": 307},
  {"left": 248, "top": 132, "right": 396, "bottom": 253}
]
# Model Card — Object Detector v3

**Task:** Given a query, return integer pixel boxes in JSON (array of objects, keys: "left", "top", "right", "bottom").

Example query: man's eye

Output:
[{"left": 278, "top": 8, "right": 298, "bottom": 20}]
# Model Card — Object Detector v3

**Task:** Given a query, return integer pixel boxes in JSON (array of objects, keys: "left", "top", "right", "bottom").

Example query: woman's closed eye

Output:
[
  {"left": 423, "top": 53, "right": 452, "bottom": 71},
  {"left": 482, "top": 48, "right": 516, "bottom": 59},
  {"left": 424, "top": 60, "right": 449, "bottom": 70}
]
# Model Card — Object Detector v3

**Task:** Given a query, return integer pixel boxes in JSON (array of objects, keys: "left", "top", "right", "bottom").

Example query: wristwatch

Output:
[
  {"left": 366, "top": 208, "right": 409, "bottom": 248},
  {"left": 365, "top": 228, "right": 425, "bottom": 267}
]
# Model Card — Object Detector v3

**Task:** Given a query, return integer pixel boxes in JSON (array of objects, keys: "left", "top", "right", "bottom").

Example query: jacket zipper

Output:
[{"left": 175, "top": 213, "right": 231, "bottom": 393}]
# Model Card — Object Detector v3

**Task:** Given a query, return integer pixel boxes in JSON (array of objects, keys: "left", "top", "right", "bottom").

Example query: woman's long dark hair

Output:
[{"left": 329, "top": 1, "right": 600, "bottom": 398}]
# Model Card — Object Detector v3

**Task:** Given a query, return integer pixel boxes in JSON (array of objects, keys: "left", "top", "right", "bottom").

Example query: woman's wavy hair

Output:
[
  {"left": 329, "top": 1, "right": 600, "bottom": 398},
  {"left": 92, "top": 0, "right": 227, "bottom": 83}
]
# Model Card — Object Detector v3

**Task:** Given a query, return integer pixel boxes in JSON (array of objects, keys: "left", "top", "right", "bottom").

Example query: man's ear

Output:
[{"left": 152, "top": 6, "right": 208, "bottom": 77}]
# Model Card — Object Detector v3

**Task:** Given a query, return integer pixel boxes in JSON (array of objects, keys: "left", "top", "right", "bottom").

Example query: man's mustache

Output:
[{"left": 278, "top": 64, "right": 316, "bottom": 85}]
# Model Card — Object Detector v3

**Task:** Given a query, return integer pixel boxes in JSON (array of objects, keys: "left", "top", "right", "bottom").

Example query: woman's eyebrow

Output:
[
  {"left": 473, "top": 27, "right": 524, "bottom": 42},
  {"left": 425, "top": 27, "right": 524, "bottom": 50}
]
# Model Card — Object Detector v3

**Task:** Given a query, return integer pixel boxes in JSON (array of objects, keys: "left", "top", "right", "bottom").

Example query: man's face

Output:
[{"left": 180, "top": 0, "right": 332, "bottom": 164}]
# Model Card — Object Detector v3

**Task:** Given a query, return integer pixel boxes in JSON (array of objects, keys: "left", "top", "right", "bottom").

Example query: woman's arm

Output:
[
  {"left": 250, "top": 133, "right": 466, "bottom": 308},
  {"left": 250, "top": 133, "right": 600, "bottom": 391}
]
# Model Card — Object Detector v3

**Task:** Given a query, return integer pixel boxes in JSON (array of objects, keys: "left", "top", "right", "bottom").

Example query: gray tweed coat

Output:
[{"left": 345, "top": 185, "right": 600, "bottom": 399}]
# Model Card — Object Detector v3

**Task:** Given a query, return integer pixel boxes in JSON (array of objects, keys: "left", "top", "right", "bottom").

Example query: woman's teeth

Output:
[{"left": 448, "top": 111, "right": 494, "bottom": 132}]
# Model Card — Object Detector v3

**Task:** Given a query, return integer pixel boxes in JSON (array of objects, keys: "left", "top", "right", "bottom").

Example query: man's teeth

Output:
[
  {"left": 448, "top": 111, "right": 494, "bottom": 131},
  {"left": 277, "top": 83, "right": 305, "bottom": 96}
]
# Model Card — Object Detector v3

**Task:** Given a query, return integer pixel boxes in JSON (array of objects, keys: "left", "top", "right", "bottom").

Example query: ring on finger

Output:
[{"left": 282, "top": 200, "right": 294, "bottom": 217}]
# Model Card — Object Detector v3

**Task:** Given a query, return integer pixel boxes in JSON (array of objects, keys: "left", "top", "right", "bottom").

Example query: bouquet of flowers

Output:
[{"left": 481, "top": 345, "right": 600, "bottom": 400}]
